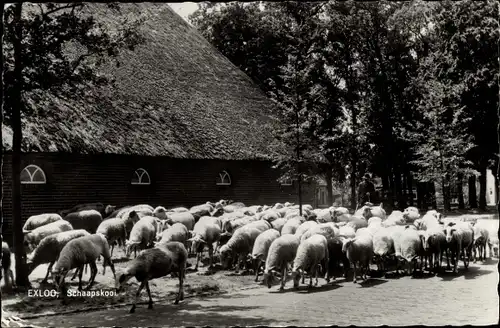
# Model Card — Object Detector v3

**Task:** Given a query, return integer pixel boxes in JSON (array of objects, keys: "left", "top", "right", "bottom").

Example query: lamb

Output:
[
  {"left": 472, "top": 222, "right": 490, "bottom": 262},
  {"left": 187, "top": 220, "right": 221, "bottom": 270},
  {"left": 292, "top": 234, "right": 330, "bottom": 289},
  {"left": 219, "top": 227, "right": 261, "bottom": 272},
  {"left": 270, "top": 218, "right": 287, "bottom": 233},
  {"left": 294, "top": 221, "right": 319, "bottom": 239},
  {"left": 396, "top": 226, "right": 424, "bottom": 275},
  {"left": 116, "top": 241, "right": 188, "bottom": 313},
  {"left": 52, "top": 234, "right": 116, "bottom": 295},
  {"left": 23, "top": 213, "right": 63, "bottom": 233},
  {"left": 342, "top": 235, "right": 374, "bottom": 283},
  {"left": 421, "top": 226, "right": 447, "bottom": 272},
  {"left": 251, "top": 229, "right": 281, "bottom": 282},
  {"left": 1, "top": 242, "right": 15, "bottom": 290},
  {"left": 27, "top": 229, "right": 91, "bottom": 283},
  {"left": 24, "top": 220, "right": 73, "bottom": 253},
  {"left": 156, "top": 223, "right": 189, "bottom": 246},
  {"left": 372, "top": 227, "right": 395, "bottom": 275},
  {"left": 300, "top": 223, "right": 339, "bottom": 243},
  {"left": 263, "top": 234, "right": 301, "bottom": 291},
  {"left": 63, "top": 210, "right": 103, "bottom": 234},
  {"left": 96, "top": 218, "right": 128, "bottom": 257},
  {"left": 126, "top": 217, "right": 157, "bottom": 258},
  {"left": 444, "top": 221, "right": 474, "bottom": 273}
]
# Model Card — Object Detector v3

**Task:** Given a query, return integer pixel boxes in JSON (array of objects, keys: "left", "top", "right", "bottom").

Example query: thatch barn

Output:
[{"left": 1, "top": 3, "right": 316, "bottom": 242}]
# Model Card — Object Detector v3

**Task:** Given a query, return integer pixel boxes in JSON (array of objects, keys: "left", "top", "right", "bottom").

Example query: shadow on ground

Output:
[
  {"left": 438, "top": 266, "right": 494, "bottom": 281},
  {"left": 30, "top": 297, "right": 275, "bottom": 327},
  {"left": 268, "top": 282, "right": 342, "bottom": 294},
  {"left": 358, "top": 278, "right": 389, "bottom": 288}
]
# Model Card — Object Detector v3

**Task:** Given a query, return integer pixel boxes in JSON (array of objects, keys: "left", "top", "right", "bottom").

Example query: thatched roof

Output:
[{"left": 2, "top": 3, "right": 279, "bottom": 160}]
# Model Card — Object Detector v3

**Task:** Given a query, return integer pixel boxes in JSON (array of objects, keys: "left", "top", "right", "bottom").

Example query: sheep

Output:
[
  {"left": 63, "top": 210, "right": 103, "bottom": 234},
  {"left": 27, "top": 229, "right": 91, "bottom": 284},
  {"left": 313, "top": 209, "right": 333, "bottom": 223},
  {"left": 403, "top": 207, "right": 420, "bottom": 223},
  {"left": 160, "top": 212, "right": 195, "bottom": 232},
  {"left": 325, "top": 236, "right": 350, "bottom": 280},
  {"left": 368, "top": 216, "right": 383, "bottom": 227},
  {"left": 294, "top": 220, "right": 318, "bottom": 238},
  {"left": 360, "top": 204, "right": 387, "bottom": 220},
  {"left": 273, "top": 203, "right": 285, "bottom": 210},
  {"left": 1, "top": 242, "right": 15, "bottom": 290},
  {"left": 121, "top": 209, "right": 153, "bottom": 236},
  {"left": 61, "top": 202, "right": 115, "bottom": 219},
  {"left": 52, "top": 234, "right": 116, "bottom": 295},
  {"left": 332, "top": 207, "right": 350, "bottom": 221},
  {"left": 472, "top": 222, "right": 490, "bottom": 262},
  {"left": 346, "top": 216, "right": 368, "bottom": 231},
  {"left": 382, "top": 211, "right": 406, "bottom": 227},
  {"left": 270, "top": 218, "right": 287, "bottom": 233},
  {"left": 342, "top": 235, "right": 374, "bottom": 283},
  {"left": 251, "top": 229, "right": 281, "bottom": 282},
  {"left": 187, "top": 220, "right": 221, "bottom": 270},
  {"left": 170, "top": 207, "right": 189, "bottom": 213},
  {"left": 338, "top": 225, "right": 356, "bottom": 239},
  {"left": 156, "top": 223, "right": 189, "bottom": 246},
  {"left": 263, "top": 234, "right": 301, "bottom": 291},
  {"left": 116, "top": 241, "right": 188, "bottom": 313},
  {"left": 243, "top": 220, "right": 272, "bottom": 233},
  {"left": 117, "top": 205, "right": 154, "bottom": 218},
  {"left": 258, "top": 210, "right": 281, "bottom": 222},
  {"left": 219, "top": 227, "right": 261, "bottom": 272},
  {"left": 222, "top": 202, "right": 246, "bottom": 213},
  {"left": 396, "top": 226, "right": 424, "bottom": 275},
  {"left": 300, "top": 223, "right": 339, "bottom": 243},
  {"left": 444, "top": 222, "right": 474, "bottom": 273},
  {"left": 421, "top": 226, "right": 447, "bottom": 273},
  {"left": 245, "top": 205, "right": 264, "bottom": 215},
  {"left": 425, "top": 210, "right": 443, "bottom": 221},
  {"left": 292, "top": 234, "right": 330, "bottom": 289},
  {"left": 224, "top": 216, "right": 258, "bottom": 234},
  {"left": 417, "top": 213, "right": 442, "bottom": 231},
  {"left": 189, "top": 204, "right": 214, "bottom": 221},
  {"left": 23, "top": 213, "right": 63, "bottom": 233},
  {"left": 96, "top": 218, "right": 128, "bottom": 257},
  {"left": 372, "top": 227, "right": 395, "bottom": 275},
  {"left": 126, "top": 217, "right": 157, "bottom": 258},
  {"left": 24, "top": 220, "right": 73, "bottom": 253}
]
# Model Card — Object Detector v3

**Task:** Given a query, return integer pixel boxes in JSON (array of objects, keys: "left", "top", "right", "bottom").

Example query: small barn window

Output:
[
  {"left": 131, "top": 168, "right": 151, "bottom": 185},
  {"left": 216, "top": 170, "right": 231, "bottom": 186},
  {"left": 280, "top": 178, "right": 293, "bottom": 186},
  {"left": 20, "top": 165, "right": 46, "bottom": 184}
]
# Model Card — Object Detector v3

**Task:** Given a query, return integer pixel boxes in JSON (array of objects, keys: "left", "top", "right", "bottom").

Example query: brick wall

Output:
[{"left": 1, "top": 152, "right": 315, "bottom": 243}]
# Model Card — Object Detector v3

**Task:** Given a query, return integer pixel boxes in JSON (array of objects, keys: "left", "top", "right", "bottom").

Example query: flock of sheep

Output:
[{"left": 1, "top": 200, "right": 499, "bottom": 314}]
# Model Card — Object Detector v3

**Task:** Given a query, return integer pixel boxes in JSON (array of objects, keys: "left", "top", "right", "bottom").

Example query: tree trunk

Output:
[
  {"left": 326, "top": 168, "right": 333, "bottom": 206},
  {"left": 407, "top": 172, "right": 414, "bottom": 206},
  {"left": 468, "top": 175, "right": 478, "bottom": 208},
  {"left": 350, "top": 156, "right": 357, "bottom": 210},
  {"left": 478, "top": 164, "right": 487, "bottom": 211},
  {"left": 442, "top": 179, "right": 451, "bottom": 213},
  {"left": 416, "top": 182, "right": 423, "bottom": 210},
  {"left": 12, "top": 3, "right": 30, "bottom": 287},
  {"left": 430, "top": 182, "right": 438, "bottom": 209},
  {"left": 457, "top": 174, "right": 465, "bottom": 210}
]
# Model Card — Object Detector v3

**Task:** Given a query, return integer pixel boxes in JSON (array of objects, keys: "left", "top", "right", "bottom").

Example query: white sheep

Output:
[
  {"left": 23, "top": 213, "right": 63, "bottom": 233},
  {"left": 332, "top": 207, "right": 350, "bottom": 221},
  {"left": 280, "top": 217, "right": 303, "bottom": 235},
  {"left": 189, "top": 203, "right": 214, "bottom": 221},
  {"left": 382, "top": 211, "right": 406, "bottom": 227},
  {"left": 444, "top": 221, "right": 474, "bottom": 273},
  {"left": 294, "top": 221, "right": 319, "bottom": 239},
  {"left": 263, "top": 234, "right": 301, "bottom": 291},
  {"left": 342, "top": 235, "right": 374, "bottom": 283},
  {"left": 418, "top": 213, "right": 442, "bottom": 231},
  {"left": 403, "top": 207, "right": 420, "bottom": 223},
  {"left": 121, "top": 208, "right": 153, "bottom": 235},
  {"left": 187, "top": 220, "right": 221, "bottom": 270},
  {"left": 312, "top": 208, "right": 333, "bottom": 223},
  {"left": 126, "top": 217, "right": 157, "bottom": 258},
  {"left": 338, "top": 225, "right": 356, "bottom": 239},
  {"left": 372, "top": 227, "right": 395, "bottom": 275},
  {"left": 421, "top": 226, "right": 447, "bottom": 272},
  {"left": 300, "top": 223, "right": 339, "bottom": 243},
  {"left": 396, "top": 226, "right": 424, "bottom": 275},
  {"left": 346, "top": 216, "right": 368, "bottom": 231},
  {"left": 158, "top": 211, "right": 195, "bottom": 231},
  {"left": 219, "top": 227, "right": 261, "bottom": 272},
  {"left": 251, "top": 229, "right": 281, "bottom": 282},
  {"left": 27, "top": 229, "right": 91, "bottom": 284},
  {"left": 292, "top": 234, "right": 330, "bottom": 289},
  {"left": 24, "top": 220, "right": 73, "bottom": 253},
  {"left": 170, "top": 207, "right": 189, "bottom": 213},
  {"left": 156, "top": 223, "right": 189, "bottom": 246},
  {"left": 258, "top": 210, "right": 281, "bottom": 222},
  {"left": 472, "top": 222, "right": 490, "bottom": 262},
  {"left": 242, "top": 220, "right": 272, "bottom": 233},
  {"left": 63, "top": 210, "right": 103, "bottom": 234},
  {"left": 96, "top": 218, "right": 128, "bottom": 257},
  {"left": 489, "top": 234, "right": 499, "bottom": 258},
  {"left": 361, "top": 204, "right": 387, "bottom": 220},
  {"left": 52, "top": 234, "right": 116, "bottom": 296},
  {"left": 116, "top": 241, "right": 188, "bottom": 313},
  {"left": 270, "top": 218, "right": 287, "bottom": 233}
]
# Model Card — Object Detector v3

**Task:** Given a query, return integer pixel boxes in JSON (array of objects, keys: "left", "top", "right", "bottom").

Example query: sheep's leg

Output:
[
  {"left": 208, "top": 246, "right": 214, "bottom": 269},
  {"left": 145, "top": 281, "right": 154, "bottom": 309},
  {"left": 42, "top": 262, "right": 54, "bottom": 284},
  {"left": 85, "top": 262, "right": 98, "bottom": 291},
  {"left": 314, "top": 265, "right": 320, "bottom": 287},
  {"left": 254, "top": 260, "right": 261, "bottom": 282},
  {"left": 71, "top": 267, "right": 79, "bottom": 281},
  {"left": 194, "top": 251, "right": 200, "bottom": 271},
  {"left": 130, "top": 280, "right": 146, "bottom": 313},
  {"left": 446, "top": 249, "right": 451, "bottom": 270},
  {"left": 279, "top": 266, "right": 286, "bottom": 291},
  {"left": 77, "top": 265, "right": 84, "bottom": 291},
  {"left": 352, "top": 263, "right": 357, "bottom": 283},
  {"left": 107, "top": 257, "right": 116, "bottom": 279},
  {"left": 110, "top": 244, "right": 115, "bottom": 258},
  {"left": 175, "top": 265, "right": 185, "bottom": 304}
]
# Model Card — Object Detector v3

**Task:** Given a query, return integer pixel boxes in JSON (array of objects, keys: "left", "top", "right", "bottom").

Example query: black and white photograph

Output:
[{"left": 1, "top": 1, "right": 499, "bottom": 326}]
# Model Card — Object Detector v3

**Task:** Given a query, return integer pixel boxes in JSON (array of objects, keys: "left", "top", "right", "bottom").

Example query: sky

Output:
[{"left": 167, "top": 2, "right": 200, "bottom": 24}]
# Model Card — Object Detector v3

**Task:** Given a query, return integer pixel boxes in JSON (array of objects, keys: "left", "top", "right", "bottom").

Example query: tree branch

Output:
[{"left": 44, "top": 3, "right": 84, "bottom": 17}]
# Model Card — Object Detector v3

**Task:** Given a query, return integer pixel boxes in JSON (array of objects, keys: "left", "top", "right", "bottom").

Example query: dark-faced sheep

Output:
[
  {"left": 64, "top": 210, "right": 103, "bottom": 234},
  {"left": 116, "top": 241, "right": 188, "bottom": 313},
  {"left": 96, "top": 218, "right": 128, "bottom": 257}
]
